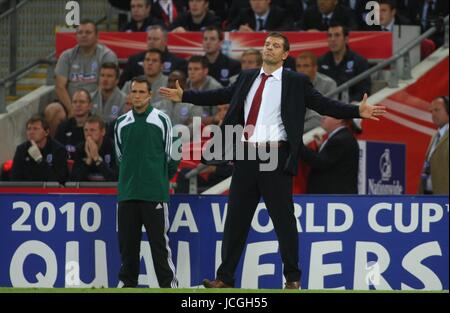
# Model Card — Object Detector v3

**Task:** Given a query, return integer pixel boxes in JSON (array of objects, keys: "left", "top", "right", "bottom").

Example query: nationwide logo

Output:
[
  {"left": 368, "top": 148, "right": 403, "bottom": 194},
  {"left": 380, "top": 149, "right": 392, "bottom": 181}
]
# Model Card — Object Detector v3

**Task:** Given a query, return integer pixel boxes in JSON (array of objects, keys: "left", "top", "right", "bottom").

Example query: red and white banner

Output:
[
  {"left": 56, "top": 31, "right": 392, "bottom": 60},
  {"left": 358, "top": 56, "right": 449, "bottom": 194}
]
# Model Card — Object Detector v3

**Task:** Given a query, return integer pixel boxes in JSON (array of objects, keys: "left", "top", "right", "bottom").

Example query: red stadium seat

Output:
[
  {"left": 1, "top": 160, "right": 13, "bottom": 181},
  {"left": 421, "top": 39, "right": 436, "bottom": 60}
]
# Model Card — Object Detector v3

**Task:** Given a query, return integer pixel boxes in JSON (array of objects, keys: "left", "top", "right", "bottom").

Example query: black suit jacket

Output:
[
  {"left": 119, "top": 16, "right": 165, "bottom": 32},
  {"left": 410, "top": 0, "right": 448, "bottom": 46},
  {"left": 226, "top": 6, "right": 293, "bottom": 31},
  {"left": 301, "top": 127, "right": 359, "bottom": 194},
  {"left": 409, "top": 0, "right": 449, "bottom": 28},
  {"left": 11, "top": 138, "right": 68, "bottom": 183},
  {"left": 226, "top": 1, "right": 304, "bottom": 25},
  {"left": 340, "top": 0, "right": 367, "bottom": 28},
  {"left": 182, "top": 68, "right": 361, "bottom": 175},
  {"left": 119, "top": 49, "right": 187, "bottom": 87},
  {"left": 151, "top": 0, "right": 187, "bottom": 27},
  {"left": 364, "top": 14, "right": 412, "bottom": 31},
  {"left": 299, "top": 4, "right": 358, "bottom": 31},
  {"left": 169, "top": 11, "right": 221, "bottom": 31},
  {"left": 70, "top": 138, "right": 118, "bottom": 182}
]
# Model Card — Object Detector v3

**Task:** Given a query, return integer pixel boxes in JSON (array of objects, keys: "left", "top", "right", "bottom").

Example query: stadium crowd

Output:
[{"left": 1, "top": 0, "right": 448, "bottom": 195}]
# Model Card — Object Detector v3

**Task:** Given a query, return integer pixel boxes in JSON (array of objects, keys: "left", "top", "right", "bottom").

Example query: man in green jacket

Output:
[{"left": 114, "top": 75, "right": 179, "bottom": 288}]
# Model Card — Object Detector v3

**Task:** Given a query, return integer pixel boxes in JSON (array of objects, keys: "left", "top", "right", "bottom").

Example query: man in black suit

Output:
[
  {"left": 340, "top": 0, "right": 368, "bottom": 29},
  {"left": 119, "top": 25, "right": 186, "bottom": 87},
  {"left": 226, "top": 0, "right": 293, "bottom": 31},
  {"left": 409, "top": 0, "right": 448, "bottom": 30},
  {"left": 160, "top": 32, "right": 385, "bottom": 289},
  {"left": 151, "top": 0, "right": 187, "bottom": 27},
  {"left": 298, "top": 0, "right": 358, "bottom": 31},
  {"left": 226, "top": 0, "right": 305, "bottom": 24},
  {"left": 409, "top": 0, "right": 449, "bottom": 46},
  {"left": 169, "top": 0, "right": 221, "bottom": 32},
  {"left": 364, "top": 0, "right": 411, "bottom": 31},
  {"left": 301, "top": 116, "right": 359, "bottom": 194},
  {"left": 11, "top": 115, "right": 68, "bottom": 183},
  {"left": 120, "top": 0, "right": 165, "bottom": 32}
]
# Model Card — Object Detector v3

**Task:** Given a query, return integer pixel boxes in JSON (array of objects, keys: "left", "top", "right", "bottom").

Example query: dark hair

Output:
[
  {"left": 328, "top": 21, "right": 349, "bottom": 37},
  {"left": 297, "top": 51, "right": 318, "bottom": 66},
  {"left": 436, "top": 96, "right": 449, "bottom": 115},
  {"left": 26, "top": 115, "right": 49, "bottom": 131},
  {"left": 169, "top": 70, "right": 187, "bottom": 80},
  {"left": 73, "top": 88, "right": 92, "bottom": 103},
  {"left": 78, "top": 19, "right": 97, "bottom": 34},
  {"left": 131, "top": 0, "right": 152, "bottom": 5},
  {"left": 85, "top": 115, "right": 106, "bottom": 130},
  {"left": 168, "top": 70, "right": 187, "bottom": 86},
  {"left": 145, "top": 48, "right": 164, "bottom": 63},
  {"left": 147, "top": 24, "right": 168, "bottom": 40},
  {"left": 379, "top": 0, "right": 397, "bottom": 10},
  {"left": 444, "top": 96, "right": 449, "bottom": 114},
  {"left": 266, "top": 32, "right": 290, "bottom": 51},
  {"left": 188, "top": 55, "right": 209, "bottom": 68},
  {"left": 101, "top": 62, "right": 120, "bottom": 79},
  {"left": 131, "top": 75, "right": 152, "bottom": 92},
  {"left": 203, "top": 25, "right": 224, "bottom": 41}
]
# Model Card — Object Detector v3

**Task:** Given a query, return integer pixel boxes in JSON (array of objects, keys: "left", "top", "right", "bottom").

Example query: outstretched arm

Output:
[
  {"left": 304, "top": 75, "right": 386, "bottom": 120},
  {"left": 159, "top": 80, "right": 235, "bottom": 107}
]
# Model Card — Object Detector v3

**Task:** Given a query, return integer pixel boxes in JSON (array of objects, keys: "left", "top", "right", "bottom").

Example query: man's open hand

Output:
[
  {"left": 159, "top": 80, "right": 184, "bottom": 103},
  {"left": 358, "top": 93, "right": 387, "bottom": 121}
]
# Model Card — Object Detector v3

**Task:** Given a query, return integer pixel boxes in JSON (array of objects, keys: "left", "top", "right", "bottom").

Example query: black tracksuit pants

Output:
[{"left": 118, "top": 200, "right": 178, "bottom": 288}]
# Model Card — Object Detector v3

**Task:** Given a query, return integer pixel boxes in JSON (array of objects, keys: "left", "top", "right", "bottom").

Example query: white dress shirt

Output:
[
  {"left": 254, "top": 10, "right": 270, "bottom": 31},
  {"left": 322, "top": 12, "right": 334, "bottom": 25},
  {"left": 428, "top": 123, "right": 449, "bottom": 160},
  {"left": 382, "top": 19, "right": 395, "bottom": 32},
  {"left": 158, "top": 0, "right": 175, "bottom": 22},
  {"left": 422, "top": 0, "right": 436, "bottom": 29},
  {"left": 425, "top": 123, "right": 448, "bottom": 190},
  {"left": 243, "top": 67, "right": 287, "bottom": 143}
]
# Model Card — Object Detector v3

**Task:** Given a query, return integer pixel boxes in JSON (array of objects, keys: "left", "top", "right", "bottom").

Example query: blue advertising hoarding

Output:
[
  {"left": 358, "top": 141, "right": 406, "bottom": 195},
  {"left": 0, "top": 194, "right": 448, "bottom": 290}
]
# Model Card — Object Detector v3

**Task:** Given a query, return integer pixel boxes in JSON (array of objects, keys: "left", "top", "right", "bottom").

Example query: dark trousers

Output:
[
  {"left": 118, "top": 200, "right": 178, "bottom": 288},
  {"left": 216, "top": 145, "right": 301, "bottom": 286}
]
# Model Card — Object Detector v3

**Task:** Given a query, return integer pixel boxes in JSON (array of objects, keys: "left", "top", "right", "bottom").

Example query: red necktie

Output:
[
  {"left": 161, "top": 3, "right": 178, "bottom": 25},
  {"left": 171, "top": 3, "right": 178, "bottom": 23},
  {"left": 244, "top": 73, "right": 271, "bottom": 140}
]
